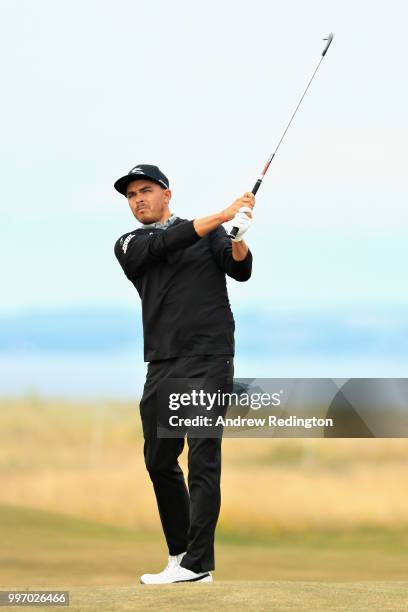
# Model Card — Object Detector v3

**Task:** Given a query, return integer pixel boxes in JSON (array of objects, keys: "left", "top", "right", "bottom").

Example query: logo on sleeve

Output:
[{"left": 122, "top": 233, "right": 135, "bottom": 253}]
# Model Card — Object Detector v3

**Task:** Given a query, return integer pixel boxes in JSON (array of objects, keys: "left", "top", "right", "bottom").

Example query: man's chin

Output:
[{"left": 135, "top": 212, "right": 154, "bottom": 224}]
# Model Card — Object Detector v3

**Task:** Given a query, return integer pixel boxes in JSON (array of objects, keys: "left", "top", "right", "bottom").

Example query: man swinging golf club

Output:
[{"left": 114, "top": 164, "right": 254, "bottom": 584}]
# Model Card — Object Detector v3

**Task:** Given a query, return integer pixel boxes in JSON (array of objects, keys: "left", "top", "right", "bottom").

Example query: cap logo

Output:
[{"left": 130, "top": 168, "right": 145, "bottom": 175}]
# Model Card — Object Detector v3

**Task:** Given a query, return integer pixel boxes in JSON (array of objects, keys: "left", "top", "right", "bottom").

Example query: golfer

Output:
[{"left": 114, "top": 164, "right": 254, "bottom": 584}]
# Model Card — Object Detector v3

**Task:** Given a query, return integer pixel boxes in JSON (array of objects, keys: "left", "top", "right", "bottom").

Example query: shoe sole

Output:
[{"left": 140, "top": 573, "right": 212, "bottom": 585}]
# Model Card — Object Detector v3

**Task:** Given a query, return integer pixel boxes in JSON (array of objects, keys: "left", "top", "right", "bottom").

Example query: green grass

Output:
[{"left": 2, "top": 504, "right": 408, "bottom": 590}]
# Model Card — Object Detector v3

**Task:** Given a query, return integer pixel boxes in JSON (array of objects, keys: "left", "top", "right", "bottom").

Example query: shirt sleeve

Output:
[
  {"left": 209, "top": 225, "right": 253, "bottom": 282},
  {"left": 114, "top": 220, "right": 201, "bottom": 280}
]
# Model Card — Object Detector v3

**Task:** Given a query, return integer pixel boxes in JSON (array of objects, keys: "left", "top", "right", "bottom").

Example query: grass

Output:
[
  {"left": 2, "top": 397, "right": 408, "bottom": 533},
  {"left": 1, "top": 504, "right": 408, "bottom": 586},
  {"left": 2, "top": 396, "right": 408, "bottom": 609},
  {"left": 1, "top": 506, "right": 408, "bottom": 610},
  {"left": 2, "top": 582, "right": 408, "bottom": 611}
]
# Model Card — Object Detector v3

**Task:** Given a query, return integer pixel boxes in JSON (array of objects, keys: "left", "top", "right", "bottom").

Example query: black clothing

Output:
[
  {"left": 114, "top": 215, "right": 252, "bottom": 573},
  {"left": 114, "top": 218, "right": 252, "bottom": 361},
  {"left": 140, "top": 354, "right": 234, "bottom": 572}
]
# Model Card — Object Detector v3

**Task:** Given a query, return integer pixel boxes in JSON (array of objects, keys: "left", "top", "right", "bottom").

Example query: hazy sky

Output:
[{"left": 1, "top": 0, "right": 407, "bottom": 312}]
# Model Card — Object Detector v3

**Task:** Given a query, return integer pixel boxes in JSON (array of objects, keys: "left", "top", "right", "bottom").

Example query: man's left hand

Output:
[{"left": 229, "top": 206, "right": 253, "bottom": 242}]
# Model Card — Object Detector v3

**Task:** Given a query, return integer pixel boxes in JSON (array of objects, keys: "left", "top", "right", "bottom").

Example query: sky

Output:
[{"left": 1, "top": 0, "right": 407, "bottom": 313}]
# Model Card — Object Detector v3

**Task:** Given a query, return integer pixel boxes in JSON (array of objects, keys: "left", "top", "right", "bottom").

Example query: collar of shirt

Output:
[{"left": 141, "top": 214, "right": 179, "bottom": 230}]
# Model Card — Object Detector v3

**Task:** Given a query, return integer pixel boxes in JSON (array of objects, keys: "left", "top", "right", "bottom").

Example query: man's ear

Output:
[{"left": 164, "top": 189, "right": 172, "bottom": 205}]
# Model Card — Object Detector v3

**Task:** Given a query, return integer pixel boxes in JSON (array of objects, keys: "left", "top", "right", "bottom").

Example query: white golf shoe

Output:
[{"left": 140, "top": 553, "right": 213, "bottom": 584}]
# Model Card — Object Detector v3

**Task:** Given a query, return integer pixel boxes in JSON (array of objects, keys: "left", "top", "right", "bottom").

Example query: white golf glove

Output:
[{"left": 229, "top": 206, "right": 253, "bottom": 242}]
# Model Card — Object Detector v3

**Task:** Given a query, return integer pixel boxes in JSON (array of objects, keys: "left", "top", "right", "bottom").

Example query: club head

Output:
[{"left": 322, "top": 32, "right": 334, "bottom": 56}]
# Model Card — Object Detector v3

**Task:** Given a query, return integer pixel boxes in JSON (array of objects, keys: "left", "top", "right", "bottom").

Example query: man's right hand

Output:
[{"left": 221, "top": 192, "right": 255, "bottom": 222}]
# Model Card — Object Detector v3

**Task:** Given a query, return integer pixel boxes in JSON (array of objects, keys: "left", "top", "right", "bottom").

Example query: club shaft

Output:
[
  {"left": 228, "top": 34, "right": 334, "bottom": 238},
  {"left": 250, "top": 54, "right": 324, "bottom": 195}
]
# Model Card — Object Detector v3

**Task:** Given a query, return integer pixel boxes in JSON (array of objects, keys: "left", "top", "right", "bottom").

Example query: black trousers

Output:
[{"left": 139, "top": 354, "right": 234, "bottom": 573}]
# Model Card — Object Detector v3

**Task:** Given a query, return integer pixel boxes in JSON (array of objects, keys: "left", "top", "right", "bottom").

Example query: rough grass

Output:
[{"left": 2, "top": 397, "right": 408, "bottom": 534}]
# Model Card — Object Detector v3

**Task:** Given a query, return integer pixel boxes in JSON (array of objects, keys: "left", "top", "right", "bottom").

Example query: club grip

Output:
[
  {"left": 227, "top": 179, "right": 260, "bottom": 239},
  {"left": 252, "top": 179, "right": 262, "bottom": 195}
]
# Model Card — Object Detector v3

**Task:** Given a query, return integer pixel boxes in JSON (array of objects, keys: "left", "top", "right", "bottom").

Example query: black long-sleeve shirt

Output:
[{"left": 114, "top": 217, "right": 252, "bottom": 361}]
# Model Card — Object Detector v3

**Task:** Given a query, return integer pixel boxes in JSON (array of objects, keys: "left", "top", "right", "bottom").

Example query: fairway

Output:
[
  {"left": 46, "top": 582, "right": 408, "bottom": 611},
  {"left": 1, "top": 582, "right": 408, "bottom": 611}
]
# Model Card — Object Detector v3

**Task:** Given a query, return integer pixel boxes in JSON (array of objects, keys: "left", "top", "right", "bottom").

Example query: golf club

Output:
[{"left": 228, "top": 32, "right": 334, "bottom": 239}]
